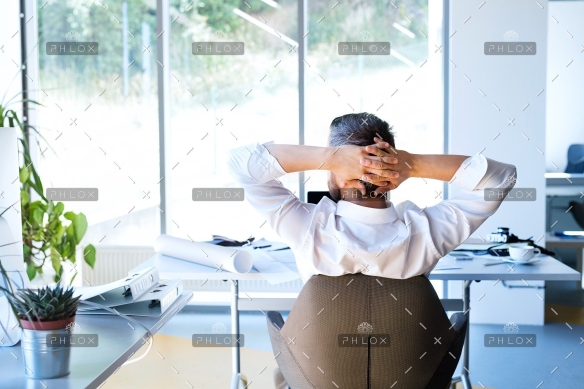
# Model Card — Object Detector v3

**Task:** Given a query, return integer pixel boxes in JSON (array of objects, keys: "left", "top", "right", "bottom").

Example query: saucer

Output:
[{"left": 501, "top": 257, "right": 541, "bottom": 265}]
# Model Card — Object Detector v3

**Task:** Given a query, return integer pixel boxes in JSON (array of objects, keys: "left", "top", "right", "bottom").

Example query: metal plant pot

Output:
[{"left": 21, "top": 328, "right": 71, "bottom": 379}]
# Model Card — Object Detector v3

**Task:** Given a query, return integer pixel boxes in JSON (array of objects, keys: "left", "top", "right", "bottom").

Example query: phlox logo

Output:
[
  {"left": 211, "top": 321, "right": 227, "bottom": 334},
  {"left": 339, "top": 322, "right": 390, "bottom": 347},
  {"left": 192, "top": 322, "right": 245, "bottom": 347},
  {"left": 46, "top": 30, "right": 99, "bottom": 56},
  {"left": 338, "top": 29, "right": 390, "bottom": 55},
  {"left": 484, "top": 30, "right": 536, "bottom": 55},
  {"left": 47, "top": 322, "right": 99, "bottom": 347},
  {"left": 484, "top": 322, "right": 536, "bottom": 347}
]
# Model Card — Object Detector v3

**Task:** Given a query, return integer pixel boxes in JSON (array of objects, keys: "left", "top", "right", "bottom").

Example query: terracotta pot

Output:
[{"left": 20, "top": 316, "right": 76, "bottom": 331}]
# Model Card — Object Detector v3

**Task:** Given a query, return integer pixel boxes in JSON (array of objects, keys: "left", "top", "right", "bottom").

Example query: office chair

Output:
[
  {"left": 569, "top": 200, "right": 584, "bottom": 230},
  {"left": 565, "top": 144, "right": 584, "bottom": 173},
  {"left": 266, "top": 274, "right": 468, "bottom": 389}
]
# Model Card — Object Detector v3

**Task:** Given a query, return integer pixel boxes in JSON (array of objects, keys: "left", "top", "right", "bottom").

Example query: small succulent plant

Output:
[{"left": 8, "top": 284, "right": 80, "bottom": 322}]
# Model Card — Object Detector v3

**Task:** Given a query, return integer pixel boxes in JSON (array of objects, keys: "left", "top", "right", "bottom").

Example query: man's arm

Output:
[
  {"left": 357, "top": 138, "right": 470, "bottom": 190},
  {"left": 357, "top": 137, "right": 517, "bottom": 256},
  {"left": 227, "top": 141, "right": 398, "bottom": 250},
  {"left": 263, "top": 143, "right": 398, "bottom": 191},
  {"left": 421, "top": 155, "right": 517, "bottom": 257},
  {"left": 226, "top": 142, "right": 314, "bottom": 251},
  {"left": 409, "top": 154, "right": 470, "bottom": 182}
]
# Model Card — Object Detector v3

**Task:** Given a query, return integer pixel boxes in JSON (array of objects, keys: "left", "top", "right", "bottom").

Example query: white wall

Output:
[
  {"left": 448, "top": 0, "right": 548, "bottom": 325},
  {"left": 0, "top": 3, "right": 31, "bottom": 287},
  {"left": 546, "top": 1, "right": 584, "bottom": 172},
  {"left": 0, "top": 1, "right": 22, "bottom": 114}
]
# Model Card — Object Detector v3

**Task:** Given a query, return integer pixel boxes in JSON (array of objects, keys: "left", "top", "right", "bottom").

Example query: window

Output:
[
  {"left": 32, "top": 0, "right": 443, "bottom": 246},
  {"left": 304, "top": 0, "right": 444, "bottom": 209},
  {"left": 36, "top": 0, "right": 160, "bottom": 245},
  {"left": 167, "top": 0, "right": 298, "bottom": 241}
]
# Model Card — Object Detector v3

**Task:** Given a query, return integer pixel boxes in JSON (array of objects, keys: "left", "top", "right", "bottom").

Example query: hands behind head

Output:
[
  {"left": 361, "top": 137, "right": 416, "bottom": 194},
  {"left": 331, "top": 137, "right": 414, "bottom": 196}
]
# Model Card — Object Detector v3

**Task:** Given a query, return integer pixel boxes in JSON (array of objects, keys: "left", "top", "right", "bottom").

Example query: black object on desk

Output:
[{"left": 206, "top": 235, "right": 255, "bottom": 247}]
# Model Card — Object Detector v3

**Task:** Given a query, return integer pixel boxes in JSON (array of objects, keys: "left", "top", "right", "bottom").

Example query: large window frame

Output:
[{"left": 20, "top": 0, "right": 447, "bottom": 239}]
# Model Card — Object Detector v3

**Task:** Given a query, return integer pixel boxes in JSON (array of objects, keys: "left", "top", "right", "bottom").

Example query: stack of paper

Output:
[{"left": 75, "top": 267, "right": 183, "bottom": 317}]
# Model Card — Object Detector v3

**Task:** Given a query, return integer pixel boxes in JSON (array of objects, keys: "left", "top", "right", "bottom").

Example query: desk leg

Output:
[
  {"left": 460, "top": 280, "right": 472, "bottom": 389},
  {"left": 451, "top": 280, "right": 473, "bottom": 389},
  {"left": 578, "top": 249, "right": 584, "bottom": 289},
  {"left": 231, "top": 280, "right": 241, "bottom": 389}
]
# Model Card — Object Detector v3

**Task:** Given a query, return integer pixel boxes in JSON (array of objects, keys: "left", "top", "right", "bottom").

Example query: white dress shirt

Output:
[{"left": 227, "top": 142, "right": 517, "bottom": 283}]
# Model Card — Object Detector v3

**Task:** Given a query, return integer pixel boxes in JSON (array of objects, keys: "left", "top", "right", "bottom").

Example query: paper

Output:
[
  {"left": 433, "top": 256, "right": 462, "bottom": 270},
  {"left": 266, "top": 248, "right": 296, "bottom": 263},
  {"left": 433, "top": 265, "right": 463, "bottom": 270},
  {"left": 250, "top": 250, "right": 300, "bottom": 285},
  {"left": 154, "top": 234, "right": 253, "bottom": 274}
]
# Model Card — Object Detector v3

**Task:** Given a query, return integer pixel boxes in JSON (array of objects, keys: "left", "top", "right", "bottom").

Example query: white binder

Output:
[
  {"left": 78, "top": 278, "right": 183, "bottom": 317},
  {"left": 74, "top": 266, "right": 159, "bottom": 305}
]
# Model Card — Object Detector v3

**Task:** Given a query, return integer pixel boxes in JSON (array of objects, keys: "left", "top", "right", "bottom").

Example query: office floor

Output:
[
  {"left": 104, "top": 305, "right": 584, "bottom": 389},
  {"left": 106, "top": 255, "right": 584, "bottom": 389}
]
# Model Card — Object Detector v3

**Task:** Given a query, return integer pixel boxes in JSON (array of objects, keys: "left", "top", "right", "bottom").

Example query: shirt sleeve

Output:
[
  {"left": 226, "top": 141, "right": 316, "bottom": 251},
  {"left": 420, "top": 154, "right": 517, "bottom": 257}
]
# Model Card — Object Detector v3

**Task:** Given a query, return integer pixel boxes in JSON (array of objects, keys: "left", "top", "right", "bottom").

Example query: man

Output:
[{"left": 227, "top": 112, "right": 517, "bottom": 283}]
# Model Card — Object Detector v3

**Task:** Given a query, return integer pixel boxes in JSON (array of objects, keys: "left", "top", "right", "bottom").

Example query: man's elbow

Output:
[
  {"left": 226, "top": 148, "right": 243, "bottom": 179},
  {"left": 506, "top": 164, "right": 518, "bottom": 189}
]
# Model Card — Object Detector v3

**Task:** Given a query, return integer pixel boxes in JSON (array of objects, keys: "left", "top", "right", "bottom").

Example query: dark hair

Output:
[{"left": 328, "top": 112, "right": 395, "bottom": 193}]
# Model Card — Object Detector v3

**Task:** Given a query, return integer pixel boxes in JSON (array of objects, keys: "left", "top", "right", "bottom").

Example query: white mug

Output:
[{"left": 508, "top": 246, "right": 540, "bottom": 262}]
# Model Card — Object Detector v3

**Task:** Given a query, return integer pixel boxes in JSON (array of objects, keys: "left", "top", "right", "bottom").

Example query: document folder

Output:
[
  {"left": 78, "top": 278, "right": 183, "bottom": 317},
  {"left": 74, "top": 266, "right": 160, "bottom": 305}
]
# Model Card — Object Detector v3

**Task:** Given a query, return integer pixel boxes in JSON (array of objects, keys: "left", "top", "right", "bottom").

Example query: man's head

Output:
[{"left": 327, "top": 113, "right": 395, "bottom": 202}]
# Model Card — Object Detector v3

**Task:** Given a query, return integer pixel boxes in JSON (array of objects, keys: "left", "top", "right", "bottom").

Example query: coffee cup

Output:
[{"left": 508, "top": 246, "right": 540, "bottom": 262}]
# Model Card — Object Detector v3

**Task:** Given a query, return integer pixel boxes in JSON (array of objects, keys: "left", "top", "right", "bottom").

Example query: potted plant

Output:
[
  {"left": 1, "top": 90, "right": 96, "bottom": 284},
  {"left": 0, "top": 262, "right": 80, "bottom": 379}
]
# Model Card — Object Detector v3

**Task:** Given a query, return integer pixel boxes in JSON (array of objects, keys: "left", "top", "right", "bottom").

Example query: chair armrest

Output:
[
  {"left": 449, "top": 312, "right": 468, "bottom": 333},
  {"left": 267, "top": 311, "right": 285, "bottom": 331}
]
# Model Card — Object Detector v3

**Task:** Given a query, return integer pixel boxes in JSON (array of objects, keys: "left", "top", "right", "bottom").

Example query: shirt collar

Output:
[{"left": 335, "top": 199, "right": 399, "bottom": 224}]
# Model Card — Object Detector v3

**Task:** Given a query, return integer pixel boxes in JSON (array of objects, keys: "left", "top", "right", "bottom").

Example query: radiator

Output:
[{"left": 80, "top": 246, "right": 304, "bottom": 293}]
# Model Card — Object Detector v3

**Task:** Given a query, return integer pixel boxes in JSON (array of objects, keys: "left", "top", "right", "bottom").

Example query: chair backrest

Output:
[
  {"left": 569, "top": 201, "right": 584, "bottom": 230},
  {"left": 565, "top": 144, "right": 584, "bottom": 173},
  {"left": 273, "top": 274, "right": 462, "bottom": 388}
]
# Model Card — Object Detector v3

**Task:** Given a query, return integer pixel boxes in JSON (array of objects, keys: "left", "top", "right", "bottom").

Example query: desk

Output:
[
  {"left": 429, "top": 255, "right": 579, "bottom": 388},
  {"left": 133, "top": 253, "right": 580, "bottom": 389},
  {"left": 546, "top": 233, "right": 584, "bottom": 288},
  {"left": 132, "top": 254, "right": 267, "bottom": 389},
  {"left": 545, "top": 172, "right": 584, "bottom": 196},
  {"left": 0, "top": 291, "right": 193, "bottom": 389},
  {"left": 545, "top": 173, "right": 584, "bottom": 227}
]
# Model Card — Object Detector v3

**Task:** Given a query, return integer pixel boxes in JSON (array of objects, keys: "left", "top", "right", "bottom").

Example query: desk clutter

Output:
[
  {"left": 154, "top": 234, "right": 254, "bottom": 273},
  {"left": 74, "top": 267, "right": 183, "bottom": 317},
  {"left": 453, "top": 226, "right": 555, "bottom": 257},
  {"left": 150, "top": 234, "right": 299, "bottom": 284}
]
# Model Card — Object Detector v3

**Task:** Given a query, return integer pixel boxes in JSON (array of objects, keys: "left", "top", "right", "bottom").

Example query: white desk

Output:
[
  {"left": 545, "top": 172, "right": 584, "bottom": 196},
  {"left": 132, "top": 252, "right": 580, "bottom": 389},
  {"left": 0, "top": 292, "right": 193, "bottom": 389}
]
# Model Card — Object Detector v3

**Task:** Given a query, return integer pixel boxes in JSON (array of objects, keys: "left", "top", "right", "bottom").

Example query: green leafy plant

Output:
[{"left": 1, "top": 90, "right": 96, "bottom": 283}]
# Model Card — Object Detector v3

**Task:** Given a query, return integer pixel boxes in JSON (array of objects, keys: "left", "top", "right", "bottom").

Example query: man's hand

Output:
[
  {"left": 358, "top": 137, "right": 416, "bottom": 193},
  {"left": 329, "top": 140, "right": 400, "bottom": 193},
  {"left": 359, "top": 136, "right": 471, "bottom": 194}
]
